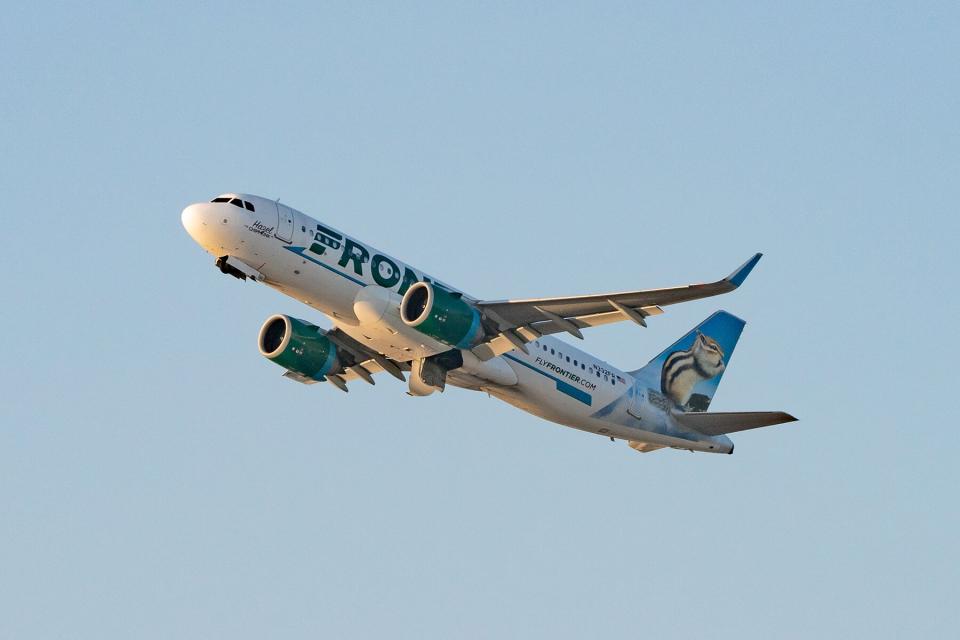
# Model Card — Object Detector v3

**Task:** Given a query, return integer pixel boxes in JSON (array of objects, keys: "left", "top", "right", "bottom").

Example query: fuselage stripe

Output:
[
  {"left": 504, "top": 354, "right": 593, "bottom": 406},
  {"left": 284, "top": 246, "right": 367, "bottom": 286}
]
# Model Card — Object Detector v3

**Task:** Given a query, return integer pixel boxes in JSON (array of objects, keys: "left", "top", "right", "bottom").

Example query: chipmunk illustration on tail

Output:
[
  {"left": 660, "top": 332, "right": 726, "bottom": 407},
  {"left": 627, "top": 311, "right": 743, "bottom": 412}
]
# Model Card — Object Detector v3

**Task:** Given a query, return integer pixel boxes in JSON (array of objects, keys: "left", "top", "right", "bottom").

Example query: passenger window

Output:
[
  {"left": 244, "top": 201, "right": 255, "bottom": 212},
  {"left": 550, "top": 348, "right": 555, "bottom": 355},
  {"left": 581, "top": 364, "right": 585, "bottom": 370},
  {"left": 566, "top": 356, "right": 570, "bottom": 363}
]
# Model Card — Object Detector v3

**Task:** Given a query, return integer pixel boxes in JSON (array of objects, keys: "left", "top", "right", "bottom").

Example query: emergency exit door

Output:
[{"left": 275, "top": 203, "right": 294, "bottom": 243}]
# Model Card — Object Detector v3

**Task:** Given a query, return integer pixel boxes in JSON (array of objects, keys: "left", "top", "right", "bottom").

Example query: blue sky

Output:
[{"left": 2, "top": 2, "right": 958, "bottom": 638}]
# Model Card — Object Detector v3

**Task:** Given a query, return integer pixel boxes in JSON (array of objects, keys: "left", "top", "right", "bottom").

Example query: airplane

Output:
[{"left": 181, "top": 193, "right": 796, "bottom": 455}]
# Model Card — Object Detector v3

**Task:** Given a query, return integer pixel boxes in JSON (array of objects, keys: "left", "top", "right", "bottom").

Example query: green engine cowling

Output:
[
  {"left": 399, "top": 282, "right": 483, "bottom": 349},
  {"left": 257, "top": 314, "right": 339, "bottom": 379}
]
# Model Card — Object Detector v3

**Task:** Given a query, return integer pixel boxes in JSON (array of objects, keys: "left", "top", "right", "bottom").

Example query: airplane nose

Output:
[{"left": 181, "top": 203, "right": 206, "bottom": 240}]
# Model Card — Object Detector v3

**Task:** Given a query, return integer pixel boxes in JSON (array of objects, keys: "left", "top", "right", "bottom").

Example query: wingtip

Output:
[{"left": 726, "top": 253, "right": 763, "bottom": 288}]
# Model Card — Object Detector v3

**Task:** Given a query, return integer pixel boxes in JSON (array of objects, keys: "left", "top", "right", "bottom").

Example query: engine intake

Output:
[
  {"left": 399, "top": 282, "right": 483, "bottom": 349},
  {"left": 258, "top": 314, "right": 339, "bottom": 380}
]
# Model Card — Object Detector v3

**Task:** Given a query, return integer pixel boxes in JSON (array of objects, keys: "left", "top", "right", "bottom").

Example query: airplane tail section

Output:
[{"left": 628, "top": 311, "right": 745, "bottom": 412}]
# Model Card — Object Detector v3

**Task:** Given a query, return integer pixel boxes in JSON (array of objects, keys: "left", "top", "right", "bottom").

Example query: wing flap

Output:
[
  {"left": 339, "top": 360, "right": 384, "bottom": 384},
  {"left": 471, "top": 307, "right": 665, "bottom": 360},
  {"left": 674, "top": 411, "right": 798, "bottom": 436},
  {"left": 282, "top": 370, "right": 321, "bottom": 385},
  {"left": 628, "top": 441, "right": 667, "bottom": 453}
]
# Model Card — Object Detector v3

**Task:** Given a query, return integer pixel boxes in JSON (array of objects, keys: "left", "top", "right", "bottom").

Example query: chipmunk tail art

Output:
[{"left": 631, "top": 312, "right": 744, "bottom": 413}]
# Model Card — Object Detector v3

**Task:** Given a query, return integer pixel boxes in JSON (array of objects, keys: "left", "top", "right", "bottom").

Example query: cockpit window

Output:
[{"left": 210, "top": 195, "right": 254, "bottom": 211}]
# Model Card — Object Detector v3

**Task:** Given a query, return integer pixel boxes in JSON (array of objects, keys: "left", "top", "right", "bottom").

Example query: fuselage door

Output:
[{"left": 275, "top": 203, "right": 294, "bottom": 243}]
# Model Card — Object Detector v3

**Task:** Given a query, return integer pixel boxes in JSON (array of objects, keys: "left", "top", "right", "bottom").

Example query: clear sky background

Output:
[{"left": 2, "top": 2, "right": 958, "bottom": 638}]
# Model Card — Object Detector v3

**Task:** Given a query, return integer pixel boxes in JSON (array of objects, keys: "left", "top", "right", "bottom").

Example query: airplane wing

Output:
[
  {"left": 328, "top": 328, "right": 411, "bottom": 381},
  {"left": 283, "top": 328, "right": 410, "bottom": 391},
  {"left": 470, "top": 253, "right": 762, "bottom": 360}
]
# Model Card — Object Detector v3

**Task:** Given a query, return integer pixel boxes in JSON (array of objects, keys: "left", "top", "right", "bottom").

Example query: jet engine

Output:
[
  {"left": 257, "top": 314, "right": 340, "bottom": 380},
  {"left": 399, "top": 282, "right": 484, "bottom": 349}
]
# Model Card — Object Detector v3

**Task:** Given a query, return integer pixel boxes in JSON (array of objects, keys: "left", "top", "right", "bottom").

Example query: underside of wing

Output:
[{"left": 322, "top": 328, "right": 410, "bottom": 388}]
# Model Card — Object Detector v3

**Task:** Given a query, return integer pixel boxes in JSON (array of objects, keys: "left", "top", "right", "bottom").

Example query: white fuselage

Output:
[{"left": 181, "top": 193, "right": 733, "bottom": 453}]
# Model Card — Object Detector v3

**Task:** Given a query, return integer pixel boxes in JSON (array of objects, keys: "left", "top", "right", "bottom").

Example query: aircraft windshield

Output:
[{"left": 210, "top": 195, "right": 255, "bottom": 212}]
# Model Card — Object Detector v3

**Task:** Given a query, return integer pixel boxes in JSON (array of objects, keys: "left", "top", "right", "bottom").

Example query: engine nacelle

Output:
[
  {"left": 399, "top": 282, "right": 483, "bottom": 349},
  {"left": 257, "top": 314, "right": 339, "bottom": 380}
]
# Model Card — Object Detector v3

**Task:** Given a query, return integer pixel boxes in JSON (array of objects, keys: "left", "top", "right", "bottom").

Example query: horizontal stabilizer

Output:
[{"left": 674, "top": 411, "right": 797, "bottom": 436}]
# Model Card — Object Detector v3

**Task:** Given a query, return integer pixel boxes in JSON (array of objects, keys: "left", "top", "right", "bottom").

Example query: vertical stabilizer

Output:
[{"left": 628, "top": 311, "right": 745, "bottom": 412}]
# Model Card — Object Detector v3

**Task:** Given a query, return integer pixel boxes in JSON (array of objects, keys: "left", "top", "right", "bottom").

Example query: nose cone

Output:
[
  {"left": 181, "top": 202, "right": 222, "bottom": 253},
  {"left": 181, "top": 203, "right": 206, "bottom": 240}
]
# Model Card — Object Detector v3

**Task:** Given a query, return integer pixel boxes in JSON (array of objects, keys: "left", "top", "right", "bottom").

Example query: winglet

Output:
[{"left": 725, "top": 253, "right": 763, "bottom": 288}]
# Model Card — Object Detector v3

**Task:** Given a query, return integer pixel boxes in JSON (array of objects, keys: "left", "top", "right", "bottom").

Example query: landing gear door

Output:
[{"left": 275, "top": 203, "right": 294, "bottom": 243}]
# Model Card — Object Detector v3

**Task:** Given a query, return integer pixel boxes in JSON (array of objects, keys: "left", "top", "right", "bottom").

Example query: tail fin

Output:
[{"left": 629, "top": 311, "right": 745, "bottom": 412}]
